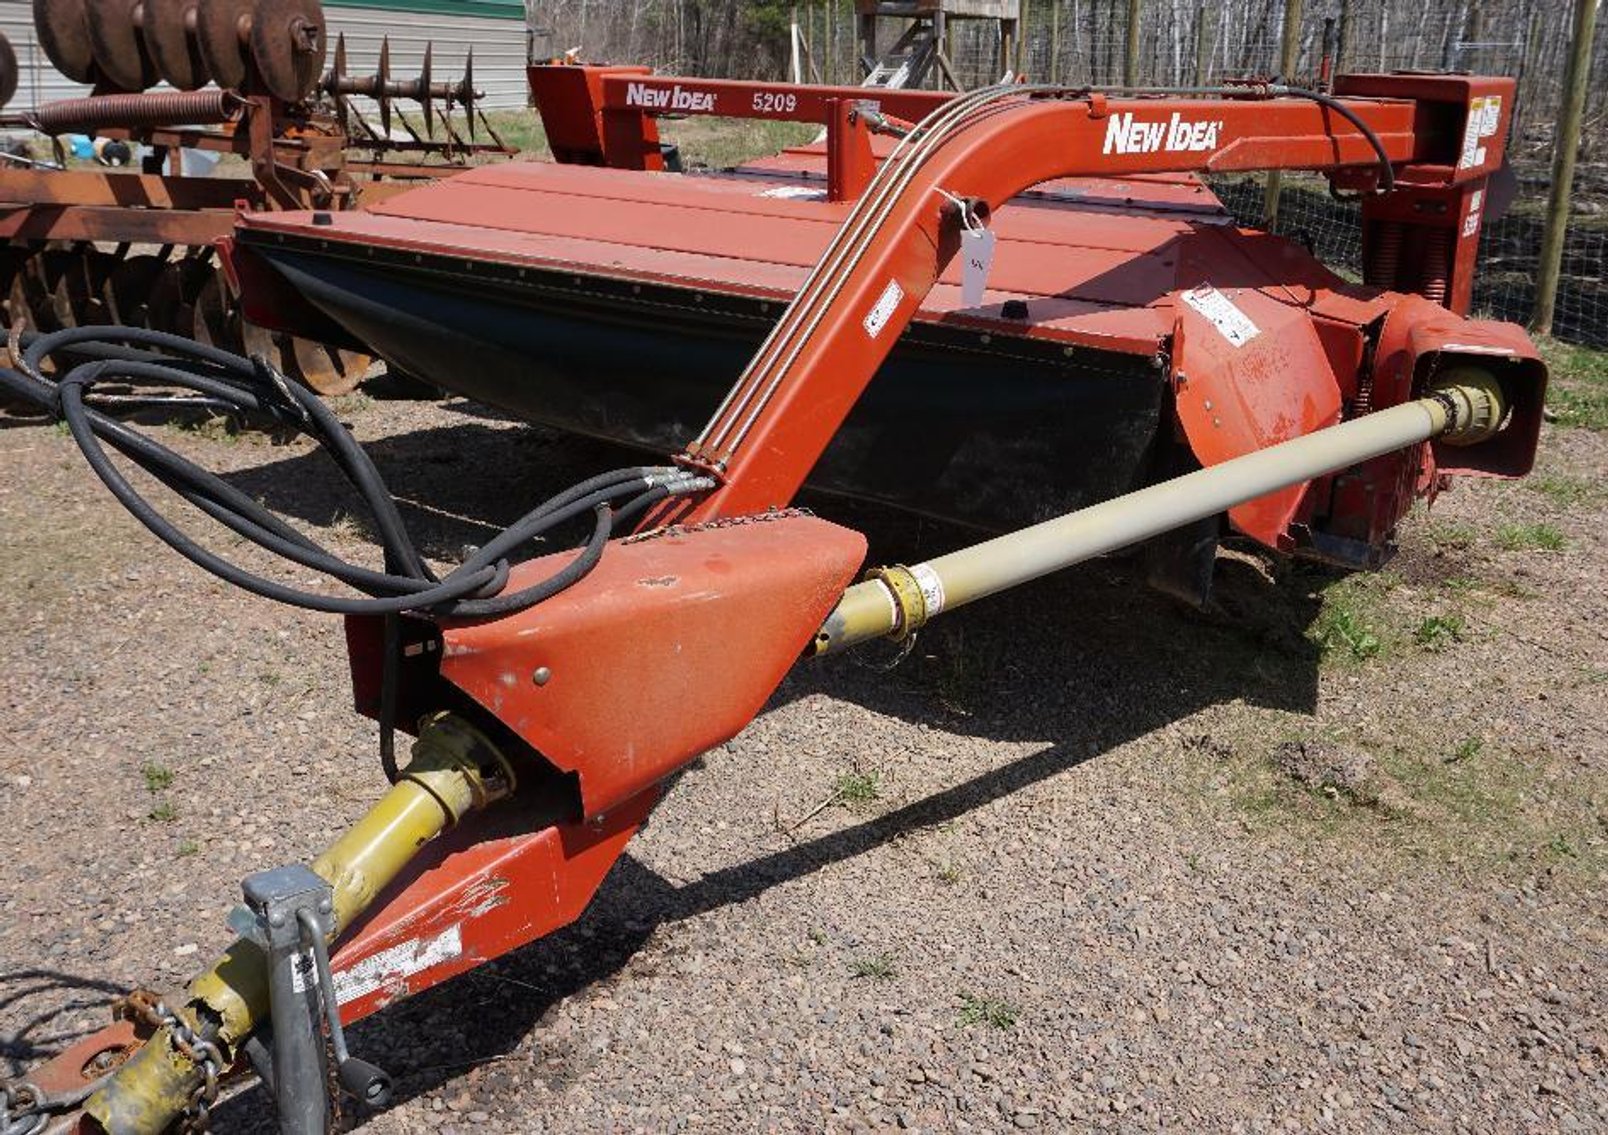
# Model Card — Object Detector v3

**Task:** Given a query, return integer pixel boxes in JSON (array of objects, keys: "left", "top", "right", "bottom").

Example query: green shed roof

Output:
[{"left": 325, "top": 0, "right": 524, "bottom": 19}]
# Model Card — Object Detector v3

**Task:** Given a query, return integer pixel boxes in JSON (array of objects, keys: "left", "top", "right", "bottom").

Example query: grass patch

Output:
[
  {"left": 957, "top": 993, "right": 1018, "bottom": 1030},
  {"left": 141, "top": 762, "right": 174, "bottom": 793},
  {"left": 1495, "top": 522, "right": 1567, "bottom": 552},
  {"left": 1425, "top": 519, "right": 1479, "bottom": 551},
  {"left": 1527, "top": 474, "right": 1602, "bottom": 507},
  {"left": 1192, "top": 711, "right": 1607, "bottom": 880},
  {"left": 659, "top": 117, "right": 821, "bottom": 169},
  {"left": 475, "top": 109, "right": 550, "bottom": 159},
  {"left": 148, "top": 800, "right": 179, "bottom": 823},
  {"left": 1414, "top": 614, "right": 1466, "bottom": 651},
  {"left": 1540, "top": 339, "right": 1608, "bottom": 431},
  {"left": 849, "top": 953, "right": 896, "bottom": 980},
  {"left": 834, "top": 771, "right": 881, "bottom": 809},
  {"left": 177, "top": 839, "right": 200, "bottom": 857}
]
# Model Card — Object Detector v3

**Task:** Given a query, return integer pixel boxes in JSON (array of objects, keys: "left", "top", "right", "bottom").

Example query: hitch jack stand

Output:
[{"left": 238, "top": 865, "right": 392, "bottom": 1134}]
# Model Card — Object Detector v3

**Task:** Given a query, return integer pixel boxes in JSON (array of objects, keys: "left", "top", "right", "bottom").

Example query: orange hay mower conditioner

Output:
[{"left": 2, "top": 61, "right": 1544, "bottom": 1134}]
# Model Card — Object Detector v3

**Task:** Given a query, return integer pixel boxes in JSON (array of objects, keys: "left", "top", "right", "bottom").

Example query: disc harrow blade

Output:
[
  {"left": 84, "top": 0, "right": 161, "bottom": 92},
  {"left": 144, "top": 0, "right": 212, "bottom": 90},
  {"left": 196, "top": 0, "right": 255, "bottom": 91},
  {"left": 0, "top": 33, "right": 19, "bottom": 108},
  {"left": 33, "top": 0, "right": 100, "bottom": 85},
  {"left": 251, "top": 0, "right": 328, "bottom": 103}
]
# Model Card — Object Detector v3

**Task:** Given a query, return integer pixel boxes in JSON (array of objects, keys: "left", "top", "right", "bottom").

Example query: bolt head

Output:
[
  {"left": 532, "top": 666, "right": 552, "bottom": 686},
  {"left": 268, "top": 912, "right": 286, "bottom": 928}
]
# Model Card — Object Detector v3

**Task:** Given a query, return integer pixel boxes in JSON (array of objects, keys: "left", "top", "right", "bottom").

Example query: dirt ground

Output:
[{"left": 0, "top": 368, "right": 1603, "bottom": 1133}]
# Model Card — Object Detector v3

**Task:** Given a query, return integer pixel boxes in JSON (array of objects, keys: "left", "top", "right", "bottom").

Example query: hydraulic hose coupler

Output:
[{"left": 1430, "top": 366, "right": 1507, "bottom": 446}]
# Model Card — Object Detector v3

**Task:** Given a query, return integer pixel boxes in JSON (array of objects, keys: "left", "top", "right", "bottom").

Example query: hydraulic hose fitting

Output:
[
  {"left": 84, "top": 713, "right": 515, "bottom": 1134},
  {"left": 1430, "top": 366, "right": 1507, "bottom": 446}
]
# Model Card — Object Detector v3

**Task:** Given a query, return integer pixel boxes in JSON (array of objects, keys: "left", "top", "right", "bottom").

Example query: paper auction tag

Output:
[{"left": 961, "top": 226, "right": 996, "bottom": 308}]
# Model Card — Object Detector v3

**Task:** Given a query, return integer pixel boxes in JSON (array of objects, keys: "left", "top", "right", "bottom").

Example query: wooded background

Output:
[
  {"left": 525, "top": 1, "right": 1603, "bottom": 159},
  {"left": 524, "top": 1, "right": 1606, "bottom": 346}
]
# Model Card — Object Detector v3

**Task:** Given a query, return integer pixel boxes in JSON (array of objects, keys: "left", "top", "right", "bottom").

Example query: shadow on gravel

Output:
[
  {"left": 194, "top": 407, "right": 1327, "bottom": 1127},
  {"left": 0, "top": 970, "right": 133, "bottom": 1078}
]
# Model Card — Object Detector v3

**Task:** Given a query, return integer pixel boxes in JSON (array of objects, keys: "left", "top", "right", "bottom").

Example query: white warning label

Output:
[
  {"left": 863, "top": 279, "right": 905, "bottom": 339},
  {"left": 1181, "top": 285, "right": 1260, "bottom": 348},
  {"left": 910, "top": 563, "right": 946, "bottom": 618},
  {"left": 328, "top": 924, "right": 464, "bottom": 1006},
  {"left": 1459, "top": 95, "right": 1503, "bottom": 170}
]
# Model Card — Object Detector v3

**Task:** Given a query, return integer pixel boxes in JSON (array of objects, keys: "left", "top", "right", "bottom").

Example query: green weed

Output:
[
  {"left": 834, "top": 771, "right": 881, "bottom": 809},
  {"left": 1312, "top": 604, "right": 1383, "bottom": 661},
  {"left": 141, "top": 762, "right": 174, "bottom": 793},
  {"left": 1414, "top": 614, "right": 1465, "bottom": 651},
  {"left": 957, "top": 993, "right": 1018, "bottom": 1030},
  {"left": 849, "top": 954, "right": 896, "bottom": 980}
]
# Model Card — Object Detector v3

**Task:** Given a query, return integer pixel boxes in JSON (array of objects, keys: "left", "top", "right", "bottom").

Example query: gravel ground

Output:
[{"left": 1, "top": 384, "right": 1603, "bottom": 1134}]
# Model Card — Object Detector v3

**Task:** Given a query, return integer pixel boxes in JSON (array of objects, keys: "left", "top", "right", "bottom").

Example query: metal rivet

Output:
[
  {"left": 268, "top": 912, "right": 285, "bottom": 927},
  {"left": 1203, "top": 399, "right": 1213, "bottom": 410},
  {"left": 532, "top": 667, "right": 552, "bottom": 686}
]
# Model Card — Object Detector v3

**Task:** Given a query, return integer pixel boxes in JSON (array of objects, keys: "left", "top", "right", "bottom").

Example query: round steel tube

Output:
[{"left": 816, "top": 391, "right": 1475, "bottom": 655}]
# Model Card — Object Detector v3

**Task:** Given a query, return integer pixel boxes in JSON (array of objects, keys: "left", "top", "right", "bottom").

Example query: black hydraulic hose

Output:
[
  {"left": 1271, "top": 84, "right": 1397, "bottom": 192},
  {"left": 1, "top": 327, "right": 713, "bottom": 619}
]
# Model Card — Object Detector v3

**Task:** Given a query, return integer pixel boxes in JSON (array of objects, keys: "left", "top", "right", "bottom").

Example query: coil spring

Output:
[
  {"left": 1365, "top": 220, "right": 1404, "bottom": 289},
  {"left": 28, "top": 90, "right": 242, "bottom": 136},
  {"left": 1419, "top": 227, "right": 1452, "bottom": 306}
]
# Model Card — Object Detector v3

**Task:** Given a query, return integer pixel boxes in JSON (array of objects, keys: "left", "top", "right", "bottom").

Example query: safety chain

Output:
[
  {"left": 1, "top": 1081, "right": 48, "bottom": 1135},
  {"left": 119, "top": 991, "right": 225, "bottom": 1133},
  {"left": 1, "top": 1066, "right": 120, "bottom": 1135},
  {"left": 624, "top": 506, "right": 816, "bottom": 544}
]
